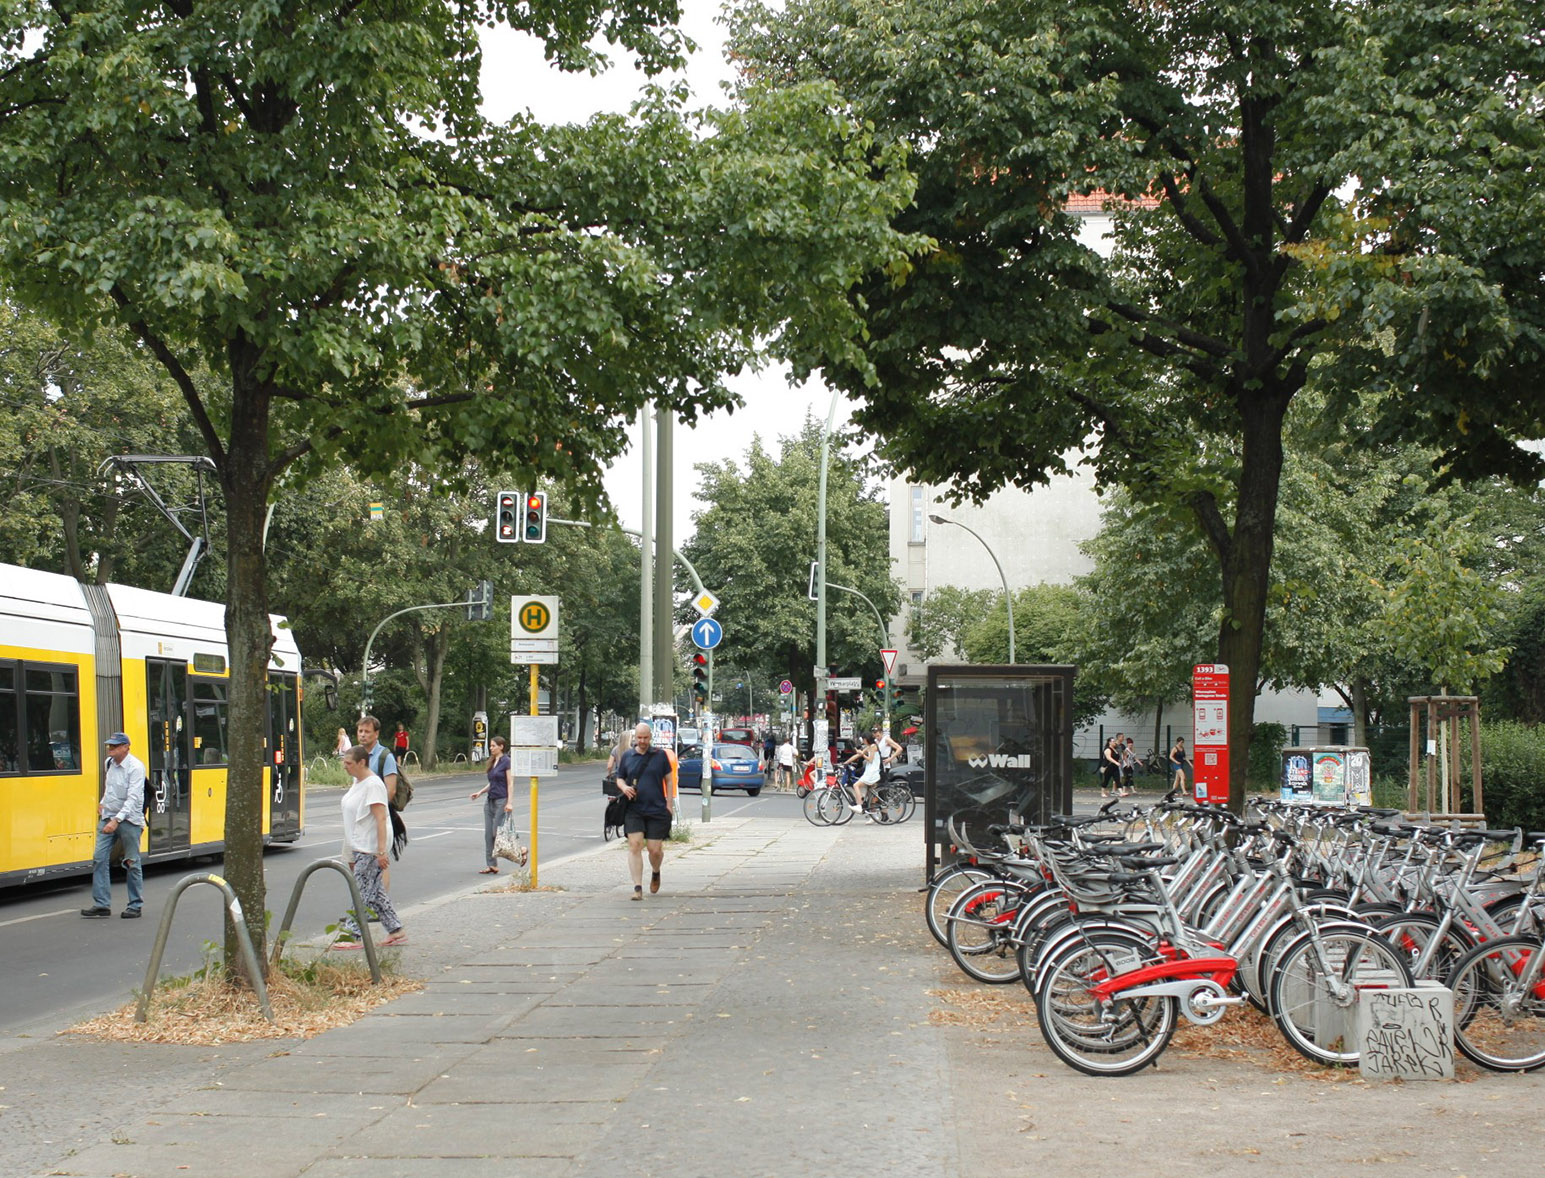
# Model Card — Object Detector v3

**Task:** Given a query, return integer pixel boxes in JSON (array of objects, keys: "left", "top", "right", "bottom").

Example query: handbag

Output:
[
  {"left": 602, "top": 772, "right": 620, "bottom": 797},
  {"left": 493, "top": 816, "right": 528, "bottom": 866}
]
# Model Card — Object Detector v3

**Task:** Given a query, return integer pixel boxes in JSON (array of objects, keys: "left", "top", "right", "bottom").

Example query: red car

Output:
[{"left": 717, "top": 726, "right": 758, "bottom": 749}]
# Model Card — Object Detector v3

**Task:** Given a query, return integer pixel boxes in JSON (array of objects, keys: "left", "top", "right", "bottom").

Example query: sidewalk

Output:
[{"left": 7, "top": 811, "right": 1545, "bottom": 1178}]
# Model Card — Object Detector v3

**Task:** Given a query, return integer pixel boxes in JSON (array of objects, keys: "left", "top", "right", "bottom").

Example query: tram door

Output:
[
  {"left": 267, "top": 671, "right": 301, "bottom": 839},
  {"left": 145, "top": 659, "right": 193, "bottom": 854}
]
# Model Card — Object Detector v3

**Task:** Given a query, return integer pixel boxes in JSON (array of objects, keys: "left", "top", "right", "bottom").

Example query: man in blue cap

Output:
[{"left": 81, "top": 732, "right": 147, "bottom": 918}]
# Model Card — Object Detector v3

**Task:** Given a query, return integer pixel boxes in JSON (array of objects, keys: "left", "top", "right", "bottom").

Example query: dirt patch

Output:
[{"left": 64, "top": 959, "right": 422, "bottom": 1045}]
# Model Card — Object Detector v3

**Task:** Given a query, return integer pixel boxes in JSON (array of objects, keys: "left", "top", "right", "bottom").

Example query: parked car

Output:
[{"left": 677, "top": 743, "right": 764, "bottom": 796}]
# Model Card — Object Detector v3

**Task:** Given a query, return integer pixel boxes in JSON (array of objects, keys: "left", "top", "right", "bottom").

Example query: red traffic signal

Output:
[{"left": 875, "top": 679, "right": 886, "bottom": 691}]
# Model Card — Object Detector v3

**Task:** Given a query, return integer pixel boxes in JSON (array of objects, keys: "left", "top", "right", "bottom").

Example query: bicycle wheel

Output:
[
  {"left": 1446, "top": 935, "right": 1545, "bottom": 1072},
  {"left": 870, "top": 783, "right": 912, "bottom": 824},
  {"left": 802, "top": 789, "right": 831, "bottom": 826},
  {"left": 1374, "top": 912, "right": 1474, "bottom": 982},
  {"left": 1035, "top": 929, "right": 1177, "bottom": 1076},
  {"left": 817, "top": 787, "right": 854, "bottom": 826},
  {"left": 926, "top": 864, "right": 994, "bottom": 947},
  {"left": 944, "top": 880, "right": 1025, "bottom": 983},
  {"left": 1268, "top": 926, "right": 1412, "bottom": 1066}
]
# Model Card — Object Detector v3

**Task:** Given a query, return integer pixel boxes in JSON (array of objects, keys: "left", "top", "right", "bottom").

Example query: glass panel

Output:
[
  {"left": 192, "top": 652, "right": 227, "bottom": 675},
  {"left": 192, "top": 679, "right": 229, "bottom": 766},
  {"left": 22, "top": 664, "right": 79, "bottom": 773},
  {"left": 910, "top": 486, "right": 926, "bottom": 543},
  {"left": 0, "top": 661, "right": 16, "bottom": 774}
]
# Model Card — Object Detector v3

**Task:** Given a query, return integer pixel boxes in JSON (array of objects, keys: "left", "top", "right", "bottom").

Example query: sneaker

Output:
[
  {"left": 79, "top": 906, "right": 110, "bottom": 918},
  {"left": 631, "top": 886, "right": 643, "bottom": 901},
  {"left": 120, "top": 908, "right": 142, "bottom": 919}
]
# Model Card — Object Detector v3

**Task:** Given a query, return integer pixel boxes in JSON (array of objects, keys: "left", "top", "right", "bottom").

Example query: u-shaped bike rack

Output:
[
  {"left": 136, "top": 873, "right": 274, "bottom": 1023},
  {"left": 270, "top": 857, "right": 382, "bottom": 983}
]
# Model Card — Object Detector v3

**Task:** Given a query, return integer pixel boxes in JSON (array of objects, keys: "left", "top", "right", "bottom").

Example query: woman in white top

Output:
[
  {"left": 334, "top": 744, "right": 405, "bottom": 948},
  {"left": 844, "top": 736, "right": 884, "bottom": 820},
  {"left": 334, "top": 727, "right": 350, "bottom": 758}
]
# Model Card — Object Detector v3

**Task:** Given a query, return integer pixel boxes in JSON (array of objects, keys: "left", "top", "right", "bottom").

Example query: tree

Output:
[
  {"left": 733, "top": 0, "right": 1545, "bottom": 807},
  {"left": 683, "top": 417, "right": 899, "bottom": 719},
  {"left": 0, "top": 293, "right": 214, "bottom": 587},
  {"left": 0, "top": 1, "right": 913, "bottom": 966},
  {"left": 907, "top": 585, "right": 993, "bottom": 662}
]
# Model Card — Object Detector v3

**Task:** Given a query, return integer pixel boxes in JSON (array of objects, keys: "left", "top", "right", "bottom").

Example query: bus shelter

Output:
[{"left": 923, "top": 664, "right": 1075, "bottom": 881}]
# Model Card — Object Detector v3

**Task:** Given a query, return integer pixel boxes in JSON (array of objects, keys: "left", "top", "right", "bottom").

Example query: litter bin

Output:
[{"left": 1281, "top": 745, "right": 1371, "bottom": 806}]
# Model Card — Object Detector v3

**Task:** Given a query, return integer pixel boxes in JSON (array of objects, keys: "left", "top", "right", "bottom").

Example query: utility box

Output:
[
  {"left": 1281, "top": 746, "right": 1372, "bottom": 806},
  {"left": 1357, "top": 982, "right": 1456, "bottom": 1080}
]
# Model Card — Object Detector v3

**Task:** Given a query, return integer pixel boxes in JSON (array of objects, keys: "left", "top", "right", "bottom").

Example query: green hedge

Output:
[
  {"left": 1249, "top": 722, "right": 1288, "bottom": 786},
  {"left": 1481, "top": 721, "right": 1545, "bottom": 831}
]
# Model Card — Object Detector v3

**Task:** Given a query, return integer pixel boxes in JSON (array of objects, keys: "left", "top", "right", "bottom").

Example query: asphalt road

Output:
[{"left": 0, "top": 761, "right": 775, "bottom": 1036}]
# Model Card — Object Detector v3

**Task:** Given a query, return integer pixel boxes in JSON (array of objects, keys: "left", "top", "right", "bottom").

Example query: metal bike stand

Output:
[
  {"left": 270, "top": 857, "right": 382, "bottom": 983},
  {"left": 135, "top": 872, "right": 273, "bottom": 1023}
]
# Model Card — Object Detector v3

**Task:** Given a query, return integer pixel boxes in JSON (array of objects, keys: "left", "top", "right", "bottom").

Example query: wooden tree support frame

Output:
[{"left": 1406, "top": 695, "right": 1483, "bottom": 820}]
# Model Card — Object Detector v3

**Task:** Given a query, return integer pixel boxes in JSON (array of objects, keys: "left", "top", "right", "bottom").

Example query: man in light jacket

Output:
[{"left": 82, "top": 732, "right": 146, "bottom": 919}]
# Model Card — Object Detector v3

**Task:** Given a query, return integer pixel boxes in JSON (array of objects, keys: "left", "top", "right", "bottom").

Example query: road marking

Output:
[{"left": 0, "top": 907, "right": 79, "bottom": 929}]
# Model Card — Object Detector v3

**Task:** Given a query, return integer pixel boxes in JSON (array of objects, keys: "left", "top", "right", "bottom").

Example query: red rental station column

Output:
[{"left": 1192, "top": 664, "right": 1230, "bottom": 806}]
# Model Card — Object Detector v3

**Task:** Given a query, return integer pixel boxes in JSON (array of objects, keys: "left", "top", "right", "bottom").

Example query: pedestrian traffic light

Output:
[
  {"left": 691, "top": 652, "right": 708, "bottom": 705},
  {"left": 495, "top": 491, "right": 518, "bottom": 543},
  {"left": 523, "top": 491, "right": 547, "bottom": 544}
]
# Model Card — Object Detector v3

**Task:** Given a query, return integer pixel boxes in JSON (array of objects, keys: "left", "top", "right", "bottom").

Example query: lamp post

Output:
[{"left": 929, "top": 514, "right": 1015, "bottom": 664}]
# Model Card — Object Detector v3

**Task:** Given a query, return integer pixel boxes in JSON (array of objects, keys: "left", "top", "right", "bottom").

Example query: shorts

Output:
[{"left": 623, "top": 811, "right": 672, "bottom": 841}]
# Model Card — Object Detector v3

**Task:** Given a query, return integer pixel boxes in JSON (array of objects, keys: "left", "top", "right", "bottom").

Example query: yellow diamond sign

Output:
[{"left": 692, "top": 590, "right": 720, "bottom": 617}]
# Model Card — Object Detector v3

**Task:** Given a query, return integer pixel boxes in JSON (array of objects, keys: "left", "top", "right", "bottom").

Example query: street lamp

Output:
[{"left": 929, "top": 514, "right": 1016, "bottom": 664}]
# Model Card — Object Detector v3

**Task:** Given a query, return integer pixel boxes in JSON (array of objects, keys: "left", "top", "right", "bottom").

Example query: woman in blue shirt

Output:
[{"left": 470, "top": 735, "right": 513, "bottom": 873}]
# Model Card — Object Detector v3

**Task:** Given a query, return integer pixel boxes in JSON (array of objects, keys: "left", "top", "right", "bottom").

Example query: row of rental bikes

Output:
[{"left": 928, "top": 789, "right": 1545, "bottom": 1076}]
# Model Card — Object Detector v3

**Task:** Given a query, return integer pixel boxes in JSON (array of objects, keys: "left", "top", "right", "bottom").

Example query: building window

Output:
[
  {"left": 911, "top": 590, "right": 924, "bottom": 606},
  {"left": 909, "top": 486, "right": 926, "bottom": 544}
]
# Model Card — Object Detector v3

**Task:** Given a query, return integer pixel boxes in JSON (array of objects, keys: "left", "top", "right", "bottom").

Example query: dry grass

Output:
[{"left": 64, "top": 958, "right": 422, "bottom": 1045}]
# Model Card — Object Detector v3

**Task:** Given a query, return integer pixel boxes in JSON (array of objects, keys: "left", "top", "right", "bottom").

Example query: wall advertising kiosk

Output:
[{"left": 923, "top": 664, "right": 1075, "bottom": 881}]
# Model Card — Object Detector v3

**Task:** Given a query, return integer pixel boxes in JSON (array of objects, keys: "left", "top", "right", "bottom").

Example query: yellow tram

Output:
[{"left": 0, "top": 561, "right": 303, "bottom": 887}]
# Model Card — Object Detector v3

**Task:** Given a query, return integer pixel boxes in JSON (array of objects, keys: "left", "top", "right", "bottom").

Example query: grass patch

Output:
[{"left": 66, "top": 953, "right": 421, "bottom": 1044}]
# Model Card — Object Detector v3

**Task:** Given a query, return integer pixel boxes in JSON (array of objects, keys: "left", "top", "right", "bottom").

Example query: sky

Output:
[{"left": 477, "top": 7, "right": 863, "bottom": 543}]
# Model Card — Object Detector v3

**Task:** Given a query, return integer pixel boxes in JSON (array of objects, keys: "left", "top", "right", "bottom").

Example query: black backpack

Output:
[{"left": 603, "top": 793, "right": 627, "bottom": 841}]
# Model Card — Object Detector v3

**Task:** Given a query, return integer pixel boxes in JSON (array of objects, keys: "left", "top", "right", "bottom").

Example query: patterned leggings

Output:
[{"left": 344, "top": 851, "right": 403, "bottom": 937}]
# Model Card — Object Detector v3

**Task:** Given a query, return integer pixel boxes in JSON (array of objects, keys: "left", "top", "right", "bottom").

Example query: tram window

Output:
[
  {"left": 192, "top": 679, "right": 228, "bottom": 766},
  {"left": 0, "top": 662, "right": 16, "bottom": 773},
  {"left": 7, "top": 663, "right": 81, "bottom": 775}
]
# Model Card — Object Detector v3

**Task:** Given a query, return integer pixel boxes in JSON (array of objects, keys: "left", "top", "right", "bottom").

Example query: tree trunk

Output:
[
  {"left": 1351, "top": 677, "right": 1369, "bottom": 747},
  {"left": 220, "top": 366, "right": 274, "bottom": 975},
  {"left": 1152, "top": 698, "right": 1164, "bottom": 761},
  {"left": 576, "top": 664, "right": 591, "bottom": 750},
  {"left": 414, "top": 627, "right": 448, "bottom": 770},
  {"left": 1215, "top": 393, "right": 1290, "bottom": 812}
]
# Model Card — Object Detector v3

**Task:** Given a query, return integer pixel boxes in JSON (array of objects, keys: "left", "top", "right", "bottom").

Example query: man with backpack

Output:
[{"left": 357, "top": 715, "right": 408, "bottom": 873}]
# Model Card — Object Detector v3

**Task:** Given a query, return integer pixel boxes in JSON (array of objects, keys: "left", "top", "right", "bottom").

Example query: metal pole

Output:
[
  {"left": 361, "top": 600, "right": 469, "bottom": 714},
  {"left": 529, "top": 663, "right": 541, "bottom": 887},
  {"left": 928, "top": 514, "right": 1014, "bottom": 664},
  {"left": 814, "top": 388, "right": 841, "bottom": 764},
  {"left": 827, "top": 580, "right": 892, "bottom": 735},
  {"left": 639, "top": 407, "right": 654, "bottom": 714},
  {"left": 653, "top": 406, "right": 675, "bottom": 703}
]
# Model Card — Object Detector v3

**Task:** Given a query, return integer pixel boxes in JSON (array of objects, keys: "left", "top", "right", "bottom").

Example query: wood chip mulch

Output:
[{"left": 63, "top": 961, "right": 423, "bottom": 1045}]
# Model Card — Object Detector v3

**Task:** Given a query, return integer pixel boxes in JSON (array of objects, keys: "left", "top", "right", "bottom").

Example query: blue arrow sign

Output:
[{"left": 691, "top": 617, "right": 723, "bottom": 650}]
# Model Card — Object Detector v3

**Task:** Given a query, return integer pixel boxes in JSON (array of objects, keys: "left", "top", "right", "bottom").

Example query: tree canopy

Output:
[
  {"left": 0, "top": 0, "right": 914, "bottom": 962},
  {"left": 732, "top": 0, "right": 1544, "bottom": 806}
]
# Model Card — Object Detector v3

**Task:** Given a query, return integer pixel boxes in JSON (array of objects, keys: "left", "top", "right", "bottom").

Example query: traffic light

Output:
[
  {"left": 495, "top": 491, "right": 518, "bottom": 543},
  {"left": 523, "top": 491, "right": 547, "bottom": 543},
  {"left": 875, "top": 679, "right": 886, "bottom": 691},
  {"left": 691, "top": 652, "right": 708, "bottom": 706}
]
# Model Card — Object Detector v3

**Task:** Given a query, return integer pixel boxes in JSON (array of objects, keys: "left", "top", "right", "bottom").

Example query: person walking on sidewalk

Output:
[
  {"left": 776, "top": 736, "right": 796, "bottom": 787},
  {"left": 392, "top": 721, "right": 410, "bottom": 764},
  {"left": 1099, "top": 736, "right": 1122, "bottom": 800},
  {"left": 335, "top": 744, "right": 406, "bottom": 948},
  {"left": 81, "top": 732, "right": 146, "bottom": 919},
  {"left": 1170, "top": 736, "right": 1191, "bottom": 793},
  {"left": 616, "top": 721, "right": 674, "bottom": 900},
  {"left": 470, "top": 735, "right": 513, "bottom": 874}
]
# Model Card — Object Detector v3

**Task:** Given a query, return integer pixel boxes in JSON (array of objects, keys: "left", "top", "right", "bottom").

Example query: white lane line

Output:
[{"left": 0, "top": 907, "right": 80, "bottom": 929}]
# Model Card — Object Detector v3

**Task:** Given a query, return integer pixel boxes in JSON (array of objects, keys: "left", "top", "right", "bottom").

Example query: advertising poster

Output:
[
  {"left": 1313, "top": 751, "right": 1347, "bottom": 804},
  {"left": 1282, "top": 753, "right": 1312, "bottom": 802}
]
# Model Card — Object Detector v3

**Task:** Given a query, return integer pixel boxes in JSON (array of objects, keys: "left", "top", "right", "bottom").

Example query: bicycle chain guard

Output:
[{"left": 1113, "top": 978, "right": 1243, "bottom": 1026}]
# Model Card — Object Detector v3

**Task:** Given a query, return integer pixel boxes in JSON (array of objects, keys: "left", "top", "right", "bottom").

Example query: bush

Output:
[
  {"left": 1480, "top": 721, "right": 1545, "bottom": 830},
  {"left": 1249, "top": 722, "right": 1288, "bottom": 786}
]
